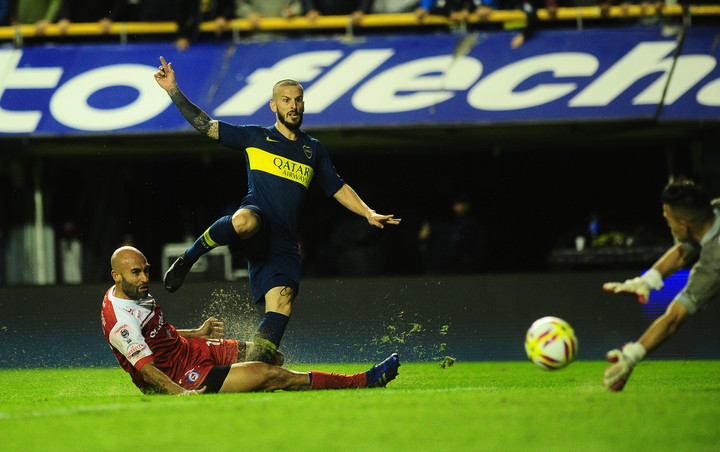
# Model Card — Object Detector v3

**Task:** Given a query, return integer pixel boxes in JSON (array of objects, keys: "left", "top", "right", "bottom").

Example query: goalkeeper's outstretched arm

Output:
[
  {"left": 603, "top": 300, "right": 690, "bottom": 391},
  {"left": 603, "top": 243, "right": 695, "bottom": 303},
  {"left": 651, "top": 242, "right": 696, "bottom": 278},
  {"left": 637, "top": 299, "right": 690, "bottom": 353}
]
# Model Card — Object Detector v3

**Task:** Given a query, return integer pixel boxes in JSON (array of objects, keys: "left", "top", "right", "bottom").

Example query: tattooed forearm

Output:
[{"left": 168, "top": 87, "right": 215, "bottom": 137}]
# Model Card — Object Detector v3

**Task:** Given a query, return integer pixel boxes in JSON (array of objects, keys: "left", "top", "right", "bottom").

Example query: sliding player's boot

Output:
[
  {"left": 365, "top": 353, "right": 400, "bottom": 388},
  {"left": 163, "top": 253, "right": 192, "bottom": 293},
  {"left": 241, "top": 341, "right": 285, "bottom": 366}
]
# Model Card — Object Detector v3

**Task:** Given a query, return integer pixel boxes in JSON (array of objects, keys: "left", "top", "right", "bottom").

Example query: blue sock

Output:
[
  {"left": 185, "top": 215, "right": 236, "bottom": 263},
  {"left": 256, "top": 311, "right": 289, "bottom": 348},
  {"left": 248, "top": 312, "right": 290, "bottom": 363}
]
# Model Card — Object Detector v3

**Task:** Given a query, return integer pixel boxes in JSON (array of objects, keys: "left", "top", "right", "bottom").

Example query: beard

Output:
[
  {"left": 121, "top": 278, "right": 148, "bottom": 300},
  {"left": 279, "top": 109, "right": 303, "bottom": 131}
]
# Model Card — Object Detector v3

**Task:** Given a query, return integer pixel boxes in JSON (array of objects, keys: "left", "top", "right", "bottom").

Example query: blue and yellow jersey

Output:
[{"left": 217, "top": 121, "right": 345, "bottom": 249}]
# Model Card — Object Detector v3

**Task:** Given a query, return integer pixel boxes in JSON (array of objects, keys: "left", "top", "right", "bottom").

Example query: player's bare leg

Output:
[
  {"left": 218, "top": 362, "right": 309, "bottom": 393},
  {"left": 264, "top": 286, "right": 294, "bottom": 316},
  {"left": 218, "top": 354, "right": 400, "bottom": 393}
]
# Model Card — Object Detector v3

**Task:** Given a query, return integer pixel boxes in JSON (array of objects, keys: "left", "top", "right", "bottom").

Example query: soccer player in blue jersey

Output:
[{"left": 154, "top": 56, "right": 401, "bottom": 364}]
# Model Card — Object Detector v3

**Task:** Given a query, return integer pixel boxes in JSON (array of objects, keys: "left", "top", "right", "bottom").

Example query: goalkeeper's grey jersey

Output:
[{"left": 675, "top": 199, "right": 720, "bottom": 315}]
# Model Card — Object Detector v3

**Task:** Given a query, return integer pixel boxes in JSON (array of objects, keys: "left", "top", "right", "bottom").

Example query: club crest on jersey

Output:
[
  {"left": 186, "top": 369, "right": 201, "bottom": 383},
  {"left": 303, "top": 145, "right": 312, "bottom": 159}
]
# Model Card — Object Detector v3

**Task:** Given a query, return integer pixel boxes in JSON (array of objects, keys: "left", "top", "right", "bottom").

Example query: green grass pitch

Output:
[{"left": 2, "top": 360, "right": 720, "bottom": 451}]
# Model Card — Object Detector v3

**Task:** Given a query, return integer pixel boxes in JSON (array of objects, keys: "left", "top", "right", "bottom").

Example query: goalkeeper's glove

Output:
[
  {"left": 603, "top": 342, "right": 646, "bottom": 391},
  {"left": 603, "top": 269, "right": 663, "bottom": 304}
]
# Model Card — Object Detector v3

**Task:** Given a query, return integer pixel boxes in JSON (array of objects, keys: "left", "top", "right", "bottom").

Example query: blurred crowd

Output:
[{"left": 0, "top": 0, "right": 698, "bottom": 49}]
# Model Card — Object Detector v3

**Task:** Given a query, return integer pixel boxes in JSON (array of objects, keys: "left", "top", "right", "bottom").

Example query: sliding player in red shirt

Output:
[{"left": 102, "top": 246, "right": 400, "bottom": 395}]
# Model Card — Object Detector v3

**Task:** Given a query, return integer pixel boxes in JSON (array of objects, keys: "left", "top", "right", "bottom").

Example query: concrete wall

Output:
[{"left": 1, "top": 271, "right": 718, "bottom": 368}]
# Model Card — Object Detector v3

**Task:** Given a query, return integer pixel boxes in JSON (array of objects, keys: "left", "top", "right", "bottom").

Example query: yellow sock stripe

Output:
[{"left": 202, "top": 228, "right": 221, "bottom": 248}]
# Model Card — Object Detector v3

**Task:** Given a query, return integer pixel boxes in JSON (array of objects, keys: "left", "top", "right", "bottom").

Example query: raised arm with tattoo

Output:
[{"left": 154, "top": 56, "right": 219, "bottom": 140}]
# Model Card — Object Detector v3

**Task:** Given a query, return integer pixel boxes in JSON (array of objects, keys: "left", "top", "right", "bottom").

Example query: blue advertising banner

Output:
[{"left": 1, "top": 26, "right": 719, "bottom": 136}]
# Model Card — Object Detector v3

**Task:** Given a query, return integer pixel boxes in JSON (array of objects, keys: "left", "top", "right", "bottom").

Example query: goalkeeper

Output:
[{"left": 602, "top": 179, "right": 720, "bottom": 391}]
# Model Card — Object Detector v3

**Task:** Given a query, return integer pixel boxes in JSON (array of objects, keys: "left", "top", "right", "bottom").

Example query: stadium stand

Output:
[
  {"left": 1, "top": 4, "right": 719, "bottom": 284},
  {"left": 1, "top": 6, "right": 719, "bottom": 45}
]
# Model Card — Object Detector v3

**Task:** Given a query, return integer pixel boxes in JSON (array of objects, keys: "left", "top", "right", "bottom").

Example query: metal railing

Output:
[{"left": 1, "top": 5, "right": 718, "bottom": 45}]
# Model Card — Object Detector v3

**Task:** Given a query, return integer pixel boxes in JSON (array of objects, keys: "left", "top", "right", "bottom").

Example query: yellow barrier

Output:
[{"left": 0, "top": 6, "right": 718, "bottom": 41}]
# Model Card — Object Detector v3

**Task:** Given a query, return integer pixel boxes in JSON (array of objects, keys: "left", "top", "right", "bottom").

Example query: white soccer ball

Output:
[{"left": 524, "top": 316, "right": 578, "bottom": 370}]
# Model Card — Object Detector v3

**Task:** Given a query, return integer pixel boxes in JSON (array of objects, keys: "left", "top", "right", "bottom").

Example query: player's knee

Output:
[{"left": 232, "top": 209, "right": 260, "bottom": 238}]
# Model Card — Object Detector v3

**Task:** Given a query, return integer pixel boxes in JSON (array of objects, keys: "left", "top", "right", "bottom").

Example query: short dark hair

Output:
[
  {"left": 272, "top": 79, "right": 303, "bottom": 101},
  {"left": 661, "top": 179, "right": 713, "bottom": 225}
]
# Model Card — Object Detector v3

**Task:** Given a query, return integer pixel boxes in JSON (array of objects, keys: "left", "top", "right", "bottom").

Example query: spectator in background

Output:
[
  {"left": 0, "top": 0, "right": 11, "bottom": 26},
  {"left": 56, "top": 0, "right": 115, "bottom": 35},
  {"left": 598, "top": 0, "right": 678, "bottom": 36},
  {"left": 418, "top": 194, "right": 488, "bottom": 274},
  {"left": 101, "top": 0, "right": 140, "bottom": 22},
  {"left": 215, "top": 0, "right": 301, "bottom": 36},
  {"left": 415, "top": 0, "right": 478, "bottom": 23},
  {"left": 500, "top": 0, "right": 565, "bottom": 48},
  {"left": 303, "top": 0, "right": 374, "bottom": 27},
  {"left": 599, "top": 0, "right": 665, "bottom": 19},
  {"left": 373, "top": 0, "right": 420, "bottom": 13},
  {"left": 59, "top": 221, "right": 82, "bottom": 284},
  {"left": 474, "top": 0, "right": 497, "bottom": 23},
  {"left": 327, "top": 218, "right": 386, "bottom": 276},
  {"left": 13, "top": 0, "right": 64, "bottom": 35},
  {"left": 504, "top": 0, "right": 539, "bottom": 48},
  {"left": 142, "top": 0, "right": 202, "bottom": 50},
  {"left": 104, "top": 0, "right": 202, "bottom": 50}
]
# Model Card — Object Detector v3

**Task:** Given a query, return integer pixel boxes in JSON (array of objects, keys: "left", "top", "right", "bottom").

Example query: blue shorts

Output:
[
  {"left": 229, "top": 205, "right": 301, "bottom": 303},
  {"left": 248, "top": 253, "right": 301, "bottom": 304}
]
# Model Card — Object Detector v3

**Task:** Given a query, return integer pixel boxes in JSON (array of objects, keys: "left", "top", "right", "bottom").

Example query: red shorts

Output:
[{"left": 178, "top": 338, "right": 239, "bottom": 390}]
